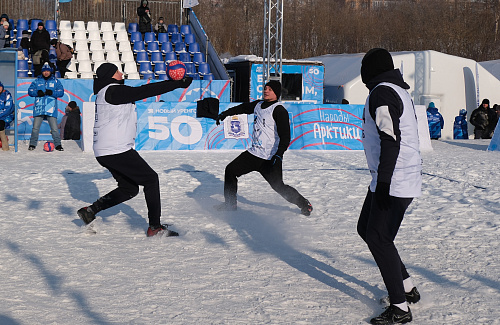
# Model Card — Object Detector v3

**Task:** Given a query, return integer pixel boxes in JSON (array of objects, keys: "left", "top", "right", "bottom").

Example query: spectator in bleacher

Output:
[
  {"left": 0, "top": 80, "right": 14, "bottom": 151},
  {"left": 27, "top": 62, "right": 64, "bottom": 151},
  {"left": 137, "top": 0, "right": 152, "bottom": 35},
  {"left": 50, "top": 39, "right": 73, "bottom": 78},
  {"left": 31, "top": 22, "right": 51, "bottom": 77},
  {"left": 0, "top": 14, "right": 11, "bottom": 48},
  {"left": 17, "top": 30, "right": 31, "bottom": 57},
  {"left": 0, "top": 21, "right": 6, "bottom": 49},
  {"left": 154, "top": 16, "right": 167, "bottom": 35}
]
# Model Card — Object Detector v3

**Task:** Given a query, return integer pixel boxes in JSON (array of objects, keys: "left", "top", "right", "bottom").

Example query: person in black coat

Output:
[
  {"left": 137, "top": 0, "right": 152, "bottom": 35},
  {"left": 64, "top": 101, "right": 81, "bottom": 140},
  {"left": 31, "top": 22, "right": 51, "bottom": 77},
  {"left": 470, "top": 99, "right": 491, "bottom": 139}
]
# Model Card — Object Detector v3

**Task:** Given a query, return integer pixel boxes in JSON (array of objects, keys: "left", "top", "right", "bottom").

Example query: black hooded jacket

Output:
[
  {"left": 31, "top": 27, "right": 51, "bottom": 52},
  {"left": 137, "top": 0, "right": 152, "bottom": 33}
]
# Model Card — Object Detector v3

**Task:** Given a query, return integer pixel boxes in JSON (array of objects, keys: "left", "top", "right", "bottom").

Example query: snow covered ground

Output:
[{"left": 1, "top": 139, "right": 499, "bottom": 325}]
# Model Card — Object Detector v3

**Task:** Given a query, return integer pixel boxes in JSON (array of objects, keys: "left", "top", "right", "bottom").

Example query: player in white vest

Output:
[
  {"left": 212, "top": 80, "right": 313, "bottom": 215},
  {"left": 77, "top": 63, "right": 192, "bottom": 237},
  {"left": 358, "top": 49, "right": 422, "bottom": 324}
]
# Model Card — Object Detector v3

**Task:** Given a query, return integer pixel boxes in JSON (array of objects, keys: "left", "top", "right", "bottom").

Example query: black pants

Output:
[
  {"left": 357, "top": 189, "right": 413, "bottom": 305},
  {"left": 56, "top": 59, "right": 71, "bottom": 78},
  {"left": 92, "top": 149, "right": 161, "bottom": 227},
  {"left": 224, "top": 150, "right": 308, "bottom": 208}
]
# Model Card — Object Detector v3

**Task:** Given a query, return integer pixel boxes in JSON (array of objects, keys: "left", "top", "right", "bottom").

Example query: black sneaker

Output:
[
  {"left": 405, "top": 287, "right": 420, "bottom": 304},
  {"left": 28, "top": 146, "right": 35, "bottom": 151},
  {"left": 370, "top": 305, "right": 412, "bottom": 324},
  {"left": 55, "top": 145, "right": 64, "bottom": 151},
  {"left": 381, "top": 287, "right": 421, "bottom": 306},
  {"left": 301, "top": 200, "right": 313, "bottom": 216},
  {"left": 147, "top": 224, "right": 179, "bottom": 237},
  {"left": 77, "top": 207, "right": 96, "bottom": 225},
  {"left": 214, "top": 202, "right": 237, "bottom": 211}
]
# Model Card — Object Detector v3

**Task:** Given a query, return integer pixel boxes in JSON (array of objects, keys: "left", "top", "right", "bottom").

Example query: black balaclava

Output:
[
  {"left": 265, "top": 80, "right": 282, "bottom": 100},
  {"left": 361, "top": 48, "right": 394, "bottom": 85}
]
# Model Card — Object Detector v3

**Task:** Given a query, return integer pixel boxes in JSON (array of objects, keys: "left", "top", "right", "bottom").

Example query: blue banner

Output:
[
  {"left": 15, "top": 78, "right": 231, "bottom": 141},
  {"left": 135, "top": 102, "right": 363, "bottom": 151},
  {"left": 250, "top": 64, "right": 324, "bottom": 103}
]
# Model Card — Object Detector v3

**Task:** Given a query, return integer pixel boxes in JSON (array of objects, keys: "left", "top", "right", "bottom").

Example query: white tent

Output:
[{"left": 306, "top": 50, "right": 500, "bottom": 139}]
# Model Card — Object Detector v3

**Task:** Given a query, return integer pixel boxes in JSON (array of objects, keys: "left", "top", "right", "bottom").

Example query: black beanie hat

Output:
[
  {"left": 96, "top": 63, "right": 119, "bottom": 79},
  {"left": 265, "top": 80, "right": 282, "bottom": 99},
  {"left": 68, "top": 101, "right": 77, "bottom": 109},
  {"left": 361, "top": 48, "right": 394, "bottom": 84},
  {"left": 38, "top": 22, "right": 44, "bottom": 27},
  {"left": 482, "top": 98, "right": 490, "bottom": 105}
]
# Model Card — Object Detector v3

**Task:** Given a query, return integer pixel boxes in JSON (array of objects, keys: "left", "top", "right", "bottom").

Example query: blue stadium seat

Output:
[
  {"left": 178, "top": 52, "right": 191, "bottom": 63},
  {"left": 17, "top": 19, "right": 28, "bottom": 31},
  {"left": 170, "top": 33, "right": 182, "bottom": 44},
  {"left": 154, "top": 61, "right": 166, "bottom": 75},
  {"left": 147, "top": 41, "right": 159, "bottom": 53},
  {"left": 128, "top": 23, "right": 138, "bottom": 34},
  {"left": 49, "top": 48, "right": 57, "bottom": 60},
  {"left": 203, "top": 73, "right": 214, "bottom": 81},
  {"left": 183, "top": 33, "right": 195, "bottom": 45},
  {"left": 174, "top": 42, "right": 186, "bottom": 53},
  {"left": 18, "top": 70, "right": 29, "bottom": 77},
  {"left": 139, "top": 61, "right": 152, "bottom": 73},
  {"left": 180, "top": 24, "right": 191, "bottom": 35},
  {"left": 160, "top": 41, "right": 173, "bottom": 53},
  {"left": 184, "top": 62, "right": 196, "bottom": 75},
  {"left": 150, "top": 51, "right": 163, "bottom": 64},
  {"left": 164, "top": 51, "right": 177, "bottom": 62},
  {"left": 188, "top": 42, "right": 200, "bottom": 54},
  {"left": 136, "top": 51, "right": 149, "bottom": 62},
  {"left": 188, "top": 73, "right": 200, "bottom": 80},
  {"left": 130, "top": 32, "right": 142, "bottom": 43},
  {"left": 192, "top": 52, "right": 205, "bottom": 64},
  {"left": 49, "top": 30, "right": 58, "bottom": 39},
  {"left": 158, "top": 73, "right": 169, "bottom": 80},
  {"left": 142, "top": 72, "right": 155, "bottom": 80},
  {"left": 157, "top": 33, "right": 169, "bottom": 44},
  {"left": 18, "top": 59, "right": 29, "bottom": 71},
  {"left": 133, "top": 41, "right": 146, "bottom": 53},
  {"left": 144, "top": 32, "right": 156, "bottom": 43},
  {"left": 198, "top": 62, "right": 211, "bottom": 75},
  {"left": 22, "top": 48, "right": 29, "bottom": 60},
  {"left": 45, "top": 20, "right": 57, "bottom": 31},
  {"left": 167, "top": 24, "right": 179, "bottom": 35},
  {"left": 30, "top": 19, "right": 42, "bottom": 32}
]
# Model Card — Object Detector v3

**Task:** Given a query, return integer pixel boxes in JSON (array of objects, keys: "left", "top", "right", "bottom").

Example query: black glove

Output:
[
  {"left": 374, "top": 182, "right": 391, "bottom": 211},
  {"left": 45, "top": 89, "right": 53, "bottom": 96},
  {"left": 270, "top": 154, "right": 282, "bottom": 166},
  {"left": 216, "top": 112, "right": 227, "bottom": 126},
  {"left": 37, "top": 90, "right": 45, "bottom": 97}
]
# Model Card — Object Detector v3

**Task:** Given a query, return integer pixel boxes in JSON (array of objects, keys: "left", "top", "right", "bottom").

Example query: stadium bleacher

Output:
[{"left": 10, "top": 19, "right": 208, "bottom": 80}]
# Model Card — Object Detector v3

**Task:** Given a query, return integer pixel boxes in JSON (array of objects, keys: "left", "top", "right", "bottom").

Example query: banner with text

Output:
[{"left": 135, "top": 102, "right": 363, "bottom": 151}]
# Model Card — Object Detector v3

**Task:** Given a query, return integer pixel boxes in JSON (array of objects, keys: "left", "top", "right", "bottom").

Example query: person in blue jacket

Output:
[
  {"left": 0, "top": 80, "right": 14, "bottom": 151},
  {"left": 426, "top": 102, "right": 444, "bottom": 140},
  {"left": 28, "top": 62, "right": 64, "bottom": 151},
  {"left": 453, "top": 109, "right": 469, "bottom": 139}
]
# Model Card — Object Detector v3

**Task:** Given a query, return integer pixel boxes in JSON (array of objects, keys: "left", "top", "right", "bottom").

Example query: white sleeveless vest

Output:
[
  {"left": 247, "top": 101, "right": 281, "bottom": 160},
  {"left": 93, "top": 84, "right": 137, "bottom": 157},
  {"left": 362, "top": 82, "right": 422, "bottom": 198}
]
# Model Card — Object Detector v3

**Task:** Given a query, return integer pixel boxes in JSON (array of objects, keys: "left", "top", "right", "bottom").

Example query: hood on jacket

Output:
[
  {"left": 361, "top": 48, "right": 394, "bottom": 86},
  {"left": 459, "top": 109, "right": 467, "bottom": 116},
  {"left": 364, "top": 68, "right": 410, "bottom": 91},
  {"left": 140, "top": 0, "right": 148, "bottom": 6},
  {"left": 427, "top": 106, "right": 439, "bottom": 114}
]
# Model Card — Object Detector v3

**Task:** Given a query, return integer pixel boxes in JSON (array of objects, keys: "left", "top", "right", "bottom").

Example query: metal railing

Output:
[{"left": 0, "top": 0, "right": 181, "bottom": 28}]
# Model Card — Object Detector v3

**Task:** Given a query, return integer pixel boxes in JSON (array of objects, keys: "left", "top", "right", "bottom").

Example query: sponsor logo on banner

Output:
[{"left": 224, "top": 114, "right": 248, "bottom": 139}]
